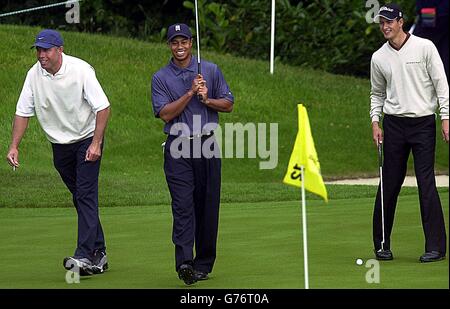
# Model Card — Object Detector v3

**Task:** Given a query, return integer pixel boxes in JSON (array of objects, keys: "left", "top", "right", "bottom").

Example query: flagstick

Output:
[
  {"left": 270, "top": 0, "right": 275, "bottom": 74},
  {"left": 194, "top": 0, "right": 201, "bottom": 74},
  {"left": 300, "top": 165, "right": 310, "bottom": 289}
]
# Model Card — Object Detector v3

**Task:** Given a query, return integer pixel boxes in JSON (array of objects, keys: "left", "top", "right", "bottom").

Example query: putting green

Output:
[{"left": 0, "top": 192, "right": 447, "bottom": 289}]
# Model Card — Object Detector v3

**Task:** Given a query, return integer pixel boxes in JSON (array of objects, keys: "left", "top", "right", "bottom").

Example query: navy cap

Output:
[
  {"left": 167, "top": 23, "right": 192, "bottom": 42},
  {"left": 375, "top": 3, "right": 403, "bottom": 22},
  {"left": 32, "top": 29, "right": 64, "bottom": 49}
]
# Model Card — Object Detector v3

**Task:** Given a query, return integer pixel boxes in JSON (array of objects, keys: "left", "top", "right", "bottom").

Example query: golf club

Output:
[
  {"left": 194, "top": 0, "right": 203, "bottom": 103},
  {"left": 378, "top": 141, "right": 386, "bottom": 251}
]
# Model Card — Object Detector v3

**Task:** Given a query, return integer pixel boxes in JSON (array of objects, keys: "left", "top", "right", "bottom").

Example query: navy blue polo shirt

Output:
[{"left": 152, "top": 56, "right": 234, "bottom": 136}]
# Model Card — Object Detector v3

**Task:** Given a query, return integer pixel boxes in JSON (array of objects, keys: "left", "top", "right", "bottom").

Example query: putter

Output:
[
  {"left": 194, "top": 0, "right": 203, "bottom": 103},
  {"left": 378, "top": 142, "right": 386, "bottom": 251}
]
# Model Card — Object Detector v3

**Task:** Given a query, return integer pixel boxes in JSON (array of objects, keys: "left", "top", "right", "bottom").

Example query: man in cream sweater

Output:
[{"left": 370, "top": 4, "right": 448, "bottom": 263}]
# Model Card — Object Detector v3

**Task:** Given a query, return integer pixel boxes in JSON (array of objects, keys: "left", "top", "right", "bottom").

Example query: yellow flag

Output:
[{"left": 283, "top": 104, "right": 328, "bottom": 202}]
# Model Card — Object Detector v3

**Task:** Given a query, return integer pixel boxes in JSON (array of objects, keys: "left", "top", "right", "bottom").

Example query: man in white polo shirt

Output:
[
  {"left": 6, "top": 29, "right": 111, "bottom": 275},
  {"left": 370, "top": 4, "right": 449, "bottom": 263}
]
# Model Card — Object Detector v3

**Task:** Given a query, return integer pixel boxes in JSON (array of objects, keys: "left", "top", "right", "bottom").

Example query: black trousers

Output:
[
  {"left": 52, "top": 137, "right": 106, "bottom": 261},
  {"left": 164, "top": 134, "right": 221, "bottom": 273},
  {"left": 373, "top": 115, "right": 447, "bottom": 254}
]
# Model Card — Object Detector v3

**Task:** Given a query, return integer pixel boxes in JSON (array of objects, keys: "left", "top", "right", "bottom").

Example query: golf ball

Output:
[{"left": 356, "top": 258, "right": 364, "bottom": 265}]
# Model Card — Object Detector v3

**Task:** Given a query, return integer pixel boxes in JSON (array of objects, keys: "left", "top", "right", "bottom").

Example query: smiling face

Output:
[
  {"left": 169, "top": 36, "right": 192, "bottom": 67},
  {"left": 379, "top": 17, "right": 404, "bottom": 41},
  {"left": 36, "top": 46, "right": 63, "bottom": 75}
]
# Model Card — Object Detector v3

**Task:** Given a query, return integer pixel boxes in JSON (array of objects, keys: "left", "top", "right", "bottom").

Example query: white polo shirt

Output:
[
  {"left": 16, "top": 53, "right": 110, "bottom": 144},
  {"left": 370, "top": 34, "right": 449, "bottom": 122}
]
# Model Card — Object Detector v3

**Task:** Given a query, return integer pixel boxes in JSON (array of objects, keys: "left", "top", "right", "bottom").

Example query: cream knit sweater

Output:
[{"left": 370, "top": 34, "right": 449, "bottom": 122}]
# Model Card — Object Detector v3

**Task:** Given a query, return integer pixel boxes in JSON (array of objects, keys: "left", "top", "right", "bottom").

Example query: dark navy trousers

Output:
[
  {"left": 52, "top": 137, "right": 106, "bottom": 261},
  {"left": 373, "top": 115, "right": 447, "bottom": 254},
  {"left": 164, "top": 134, "right": 221, "bottom": 273}
]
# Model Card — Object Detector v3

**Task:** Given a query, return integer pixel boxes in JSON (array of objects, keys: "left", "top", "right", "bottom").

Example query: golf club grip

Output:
[
  {"left": 378, "top": 143, "right": 383, "bottom": 167},
  {"left": 197, "top": 63, "right": 203, "bottom": 102}
]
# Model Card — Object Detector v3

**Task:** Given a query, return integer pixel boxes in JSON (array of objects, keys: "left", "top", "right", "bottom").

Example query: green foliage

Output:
[
  {"left": 183, "top": 0, "right": 230, "bottom": 51},
  {"left": 1, "top": 0, "right": 417, "bottom": 76},
  {"left": 181, "top": 0, "right": 416, "bottom": 76}
]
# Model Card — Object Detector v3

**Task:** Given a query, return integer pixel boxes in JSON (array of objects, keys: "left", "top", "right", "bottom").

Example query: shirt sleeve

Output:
[
  {"left": 212, "top": 65, "right": 234, "bottom": 103},
  {"left": 425, "top": 42, "right": 449, "bottom": 120},
  {"left": 151, "top": 74, "right": 171, "bottom": 118},
  {"left": 369, "top": 56, "right": 386, "bottom": 123},
  {"left": 15, "top": 71, "right": 35, "bottom": 117},
  {"left": 83, "top": 65, "right": 110, "bottom": 113}
]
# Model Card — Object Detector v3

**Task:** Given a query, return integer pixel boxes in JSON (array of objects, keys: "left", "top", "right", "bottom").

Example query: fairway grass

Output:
[{"left": 0, "top": 193, "right": 447, "bottom": 289}]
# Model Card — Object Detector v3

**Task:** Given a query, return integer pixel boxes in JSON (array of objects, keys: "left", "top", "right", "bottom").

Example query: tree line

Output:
[{"left": 1, "top": 0, "right": 415, "bottom": 76}]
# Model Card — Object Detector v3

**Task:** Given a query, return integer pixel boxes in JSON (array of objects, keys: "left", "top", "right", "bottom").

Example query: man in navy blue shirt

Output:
[{"left": 151, "top": 23, "right": 234, "bottom": 285}]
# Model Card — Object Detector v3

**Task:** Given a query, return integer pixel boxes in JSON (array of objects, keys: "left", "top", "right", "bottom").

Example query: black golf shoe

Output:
[
  {"left": 374, "top": 249, "right": 393, "bottom": 260},
  {"left": 194, "top": 270, "right": 209, "bottom": 281},
  {"left": 178, "top": 264, "right": 197, "bottom": 285},
  {"left": 419, "top": 251, "right": 445, "bottom": 263},
  {"left": 92, "top": 250, "right": 109, "bottom": 274}
]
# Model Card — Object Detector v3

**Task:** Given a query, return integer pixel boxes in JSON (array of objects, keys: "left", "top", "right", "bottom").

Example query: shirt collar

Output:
[
  {"left": 388, "top": 33, "right": 411, "bottom": 51},
  {"left": 40, "top": 53, "right": 67, "bottom": 77},
  {"left": 168, "top": 55, "right": 196, "bottom": 76}
]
